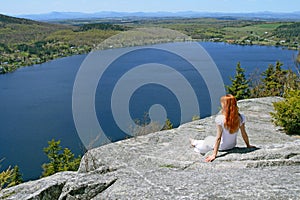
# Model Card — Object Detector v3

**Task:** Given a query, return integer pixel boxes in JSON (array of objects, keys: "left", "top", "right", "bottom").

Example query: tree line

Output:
[{"left": 227, "top": 57, "right": 300, "bottom": 135}]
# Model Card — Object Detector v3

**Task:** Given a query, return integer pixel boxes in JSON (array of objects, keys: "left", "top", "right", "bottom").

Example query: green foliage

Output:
[
  {"left": 159, "top": 164, "right": 178, "bottom": 168},
  {"left": 0, "top": 166, "right": 13, "bottom": 191},
  {"left": 248, "top": 61, "right": 300, "bottom": 135},
  {"left": 42, "top": 139, "right": 81, "bottom": 177},
  {"left": 271, "top": 90, "right": 300, "bottom": 135},
  {"left": 0, "top": 162, "right": 22, "bottom": 190},
  {"left": 226, "top": 62, "right": 250, "bottom": 100},
  {"left": 284, "top": 69, "right": 300, "bottom": 91},
  {"left": 163, "top": 119, "right": 173, "bottom": 130},
  {"left": 78, "top": 23, "right": 128, "bottom": 31},
  {"left": 261, "top": 61, "right": 287, "bottom": 96},
  {"left": 192, "top": 115, "right": 200, "bottom": 121},
  {"left": 249, "top": 61, "right": 299, "bottom": 98},
  {"left": 0, "top": 14, "right": 121, "bottom": 73},
  {"left": 273, "top": 22, "right": 300, "bottom": 39},
  {"left": 8, "top": 166, "right": 23, "bottom": 187}
]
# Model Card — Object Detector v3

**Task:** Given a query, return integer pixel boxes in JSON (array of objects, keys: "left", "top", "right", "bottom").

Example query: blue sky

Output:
[{"left": 0, "top": 0, "right": 299, "bottom": 15}]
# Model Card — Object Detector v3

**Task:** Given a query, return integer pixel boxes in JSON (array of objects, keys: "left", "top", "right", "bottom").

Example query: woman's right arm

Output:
[{"left": 205, "top": 125, "right": 222, "bottom": 162}]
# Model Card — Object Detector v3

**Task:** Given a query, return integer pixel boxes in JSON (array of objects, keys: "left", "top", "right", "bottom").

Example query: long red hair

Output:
[{"left": 221, "top": 94, "right": 240, "bottom": 133}]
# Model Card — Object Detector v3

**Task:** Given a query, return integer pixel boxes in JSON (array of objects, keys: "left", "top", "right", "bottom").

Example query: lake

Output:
[{"left": 0, "top": 42, "right": 297, "bottom": 180}]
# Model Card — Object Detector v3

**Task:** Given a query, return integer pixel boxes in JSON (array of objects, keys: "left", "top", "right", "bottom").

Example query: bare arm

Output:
[
  {"left": 240, "top": 123, "right": 255, "bottom": 148},
  {"left": 205, "top": 125, "right": 222, "bottom": 162}
]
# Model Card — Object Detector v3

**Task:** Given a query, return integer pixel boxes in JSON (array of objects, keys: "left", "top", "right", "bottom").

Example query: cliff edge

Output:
[{"left": 1, "top": 97, "right": 299, "bottom": 199}]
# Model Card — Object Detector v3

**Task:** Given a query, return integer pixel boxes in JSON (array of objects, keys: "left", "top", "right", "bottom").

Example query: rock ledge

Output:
[{"left": 1, "top": 97, "right": 299, "bottom": 199}]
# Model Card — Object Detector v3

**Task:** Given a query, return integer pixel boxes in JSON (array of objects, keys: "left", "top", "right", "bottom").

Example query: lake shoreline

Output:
[{"left": 1, "top": 40, "right": 298, "bottom": 75}]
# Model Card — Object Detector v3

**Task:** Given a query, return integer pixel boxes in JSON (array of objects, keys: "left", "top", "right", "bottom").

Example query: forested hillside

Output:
[
  {"left": 0, "top": 14, "right": 122, "bottom": 73},
  {"left": 0, "top": 14, "right": 299, "bottom": 73},
  {"left": 273, "top": 22, "right": 300, "bottom": 42},
  {"left": 0, "top": 14, "right": 69, "bottom": 44}
]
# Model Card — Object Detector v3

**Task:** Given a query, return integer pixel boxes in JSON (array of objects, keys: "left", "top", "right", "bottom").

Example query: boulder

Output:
[{"left": 1, "top": 97, "right": 299, "bottom": 199}]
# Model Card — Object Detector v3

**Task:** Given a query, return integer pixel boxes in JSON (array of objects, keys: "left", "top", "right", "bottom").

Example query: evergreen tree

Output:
[
  {"left": 226, "top": 62, "right": 250, "bottom": 100},
  {"left": 42, "top": 139, "right": 62, "bottom": 176},
  {"left": 0, "top": 167, "right": 13, "bottom": 190},
  {"left": 42, "top": 139, "right": 81, "bottom": 177},
  {"left": 162, "top": 119, "right": 173, "bottom": 130},
  {"left": 261, "top": 61, "right": 287, "bottom": 96},
  {"left": 60, "top": 148, "right": 80, "bottom": 171},
  {"left": 0, "top": 160, "right": 23, "bottom": 189},
  {"left": 8, "top": 165, "right": 23, "bottom": 187}
]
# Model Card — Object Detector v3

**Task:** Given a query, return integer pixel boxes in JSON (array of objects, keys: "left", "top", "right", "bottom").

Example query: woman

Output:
[{"left": 190, "top": 94, "right": 255, "bottom": 162}]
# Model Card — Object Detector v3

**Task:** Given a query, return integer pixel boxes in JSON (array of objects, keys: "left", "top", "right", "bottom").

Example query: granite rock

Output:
[{"left": 1, "top": 97, "right": 299, "bottom": 199}]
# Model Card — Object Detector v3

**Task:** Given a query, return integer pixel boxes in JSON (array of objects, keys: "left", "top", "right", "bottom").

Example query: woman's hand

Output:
[{"left": 205, "top": 155, "right": 216, "bottom": 162}]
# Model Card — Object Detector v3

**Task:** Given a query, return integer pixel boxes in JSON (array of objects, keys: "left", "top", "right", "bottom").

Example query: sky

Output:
[{"left": 0, "top": 0, "right": 299, "bottom": 16}]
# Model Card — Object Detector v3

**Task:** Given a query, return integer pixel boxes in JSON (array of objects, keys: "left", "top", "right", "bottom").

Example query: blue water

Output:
[
  {"left": 0, "top": 42, "right": 297, "bottom": 180},
  {"left": 200, "top": 42, "right": 297, "bottom": 85}
]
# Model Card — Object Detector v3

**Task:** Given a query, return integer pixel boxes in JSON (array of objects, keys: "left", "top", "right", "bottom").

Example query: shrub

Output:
[{"left": 271, "top": 90, "right": 300, "bottom": 135}]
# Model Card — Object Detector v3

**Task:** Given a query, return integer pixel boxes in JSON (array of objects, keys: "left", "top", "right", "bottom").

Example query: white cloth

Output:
[
  {"left": 215, "top": 114, "right": 245, "bottom": 150},
  {"left": 192, "top": 136, "right": 215, "bottom": 154},
  {"left": 192, "top": 114, "right": 245, "bottom": 154}
]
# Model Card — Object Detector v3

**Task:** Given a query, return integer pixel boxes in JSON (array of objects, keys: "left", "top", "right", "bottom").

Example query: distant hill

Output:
[
  {"left": 0, "top": 14, "right": 69, "bottom": 44},
  {"left": 0, "top": 13, "right": 40, "bottom": 24},
  {"left": 17, "top": 11, "right": 300, "bottom": 21},
  {"left": 0, "top": 13, "right": 120, "bottom": 73}
]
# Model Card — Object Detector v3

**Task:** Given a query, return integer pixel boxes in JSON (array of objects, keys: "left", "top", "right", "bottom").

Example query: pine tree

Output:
[
  {"left": 42, "top": 139, "right": 62, "bottom": 177},
  {"left": 8, "top": 165, "right": 23, "bottom": 187},
  {"left": 162, "top": 119, "right": 173, "bottom": 130},
  {"left": 226, "top": 62, "right": 250, "bottom": 100},
  {"left": 0, "top": 167, "right": 13, "bottom": 190},
  {"left": 262, "top": 61, "right": 287, "bottom": 96},
  {"left": 0, "top": 160, "right": 22, "bottom": 189},
  {"left": 42, "top": 139, "right": 81, "bottom": 177},
  {"left": 60, "top": 148, "right": 81, "bottom": 172}
]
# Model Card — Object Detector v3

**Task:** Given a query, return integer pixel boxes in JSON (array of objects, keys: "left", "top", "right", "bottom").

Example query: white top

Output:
[{"left": 215, "top": 114, "right": 245, "bottom": 150}]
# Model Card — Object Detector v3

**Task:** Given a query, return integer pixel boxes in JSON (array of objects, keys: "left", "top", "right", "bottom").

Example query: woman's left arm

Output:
[
  {"left": 240, "top": 123, "right": 255, "bottom": 148},
  {"left": 205, "top": 125, "right": 222, "bottom": 162}
]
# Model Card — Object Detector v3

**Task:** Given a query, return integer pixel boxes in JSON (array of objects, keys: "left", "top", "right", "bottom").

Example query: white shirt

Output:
[{"left": 215, "top": 114, "right": 245, "bottom": 150}]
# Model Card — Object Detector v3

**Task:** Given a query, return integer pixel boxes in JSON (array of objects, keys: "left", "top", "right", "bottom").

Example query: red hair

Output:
[{"left": 221, "top": 94, "right": 240, "bottom": 134}]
